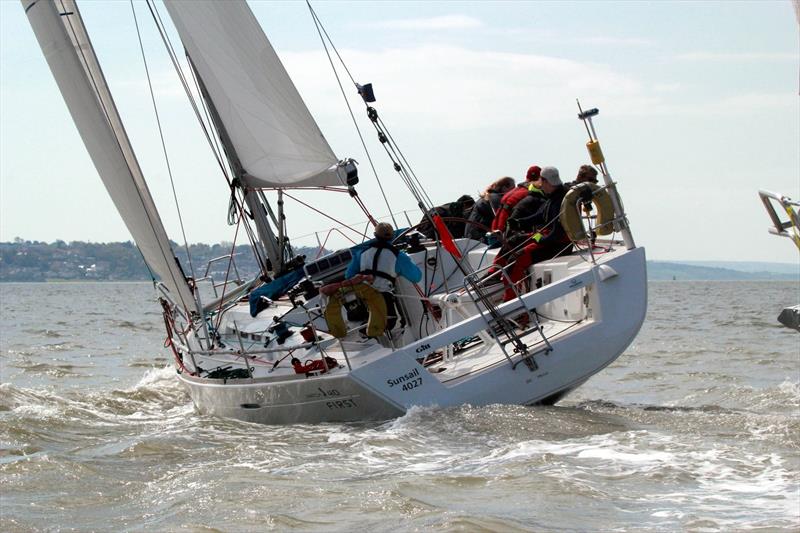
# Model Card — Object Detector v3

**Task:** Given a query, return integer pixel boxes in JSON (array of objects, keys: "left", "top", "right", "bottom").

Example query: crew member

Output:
[
  {"left": 491, "top": 165, "right": 541, "bottom": 232},
  {"left": 465, "top": 176, "right": 516, "bottom": 240},
  {"left": 507, "top": 173, "right": 547, "bottom": 233},
  {"left": 345, "top": 222, "right": 422, "bottom": 331},
  {"left": 564, "top": 164, "right": 599, "bottom": 188},
  {"left": 417, "top": 195, "right": 475, "bottom": 239},
  {"left": 502, "top": 166, "right": 573, "bottom": 301}
]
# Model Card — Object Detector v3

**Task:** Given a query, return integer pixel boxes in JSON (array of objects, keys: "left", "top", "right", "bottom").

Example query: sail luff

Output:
[
  {"left": 23, "top": 0, "right": 196, "bottom": 312},
  {"left": 163, "top": 0, "right": 344, "bottom": 189}
]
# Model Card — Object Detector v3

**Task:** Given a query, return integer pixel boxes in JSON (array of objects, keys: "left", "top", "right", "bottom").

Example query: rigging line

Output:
[
  {"left": 377, "top": 116, "right": 434, "bottom": 208},
  {"left": 288, "top": 207, "right": 416, "bottom": 241},
  {"left": 371, "top": 124, "right": 429, "bottom": 213},
  {"left": 373, "top": 115, "right": 433, "bottom": 209},
  {"left": 351, "top": 194, "right": 378, "bottom": 226},
  {"left": 306, "top": 1, "right": 396, "bottom": 226},
  {"left": 226, "top": 186, "right": 267, "bottom": 276},
  {"left": 213, "top": 213, "right": 244, "bottom": 333},
  {"left": 147, "top": 0, "right": 267, "bottom": 279},
  {"left": 306, "top": 1, "right": 357, "bottom": 86},
  {"left": 145, "top": 0, "right": 232, "bottom": 187},
  {"left": 231, "top": 190, "right": 268, "bottom": 277},
  {"left": 186, "top": 50, "right": 226, "bottom": 179},
  {"left": 57, "top": 0, "right": 191, "bottom": 312},
  {"left": 361, "top": 112, "right": 433, "bottom": 213},
  {"left": 130, "top": 0, "right": 195, "bottom": 280},
  {"left": 282, "top": 192, "right": 368, "bottom": 238},
  {"left": 306, "top": 1, "right": 435, "bottom": 211},
  {"left": 377, "top": 126, "right": 429, "bottom": 208},
  {"left": 306, "top": 0, "right": 441, "bottom": 239}
]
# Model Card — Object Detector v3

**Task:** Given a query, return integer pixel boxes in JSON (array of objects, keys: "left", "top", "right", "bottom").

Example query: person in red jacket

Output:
[
  {"left": 491, "top": 165, "right": 541, "bottom": 232},
  {"left": 501, "top": 166, "right": 573, "bottom": 302}
]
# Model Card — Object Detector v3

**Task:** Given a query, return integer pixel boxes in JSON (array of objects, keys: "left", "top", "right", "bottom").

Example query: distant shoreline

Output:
[{"left": 1, "top": 240, "right": 796, "bottom": 282}]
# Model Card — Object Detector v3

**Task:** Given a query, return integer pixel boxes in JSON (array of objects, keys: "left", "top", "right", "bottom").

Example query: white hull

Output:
[{"left": 178, "top": 245, "right": 647, "bottom": 424}]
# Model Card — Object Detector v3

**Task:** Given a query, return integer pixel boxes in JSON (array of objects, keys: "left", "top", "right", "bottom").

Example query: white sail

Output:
[
  {"left": 164, "top": 0, "right": 342, "bottom": 189},
  {"left": 23, "top": 0, "right": 196, "bottom": 312}
]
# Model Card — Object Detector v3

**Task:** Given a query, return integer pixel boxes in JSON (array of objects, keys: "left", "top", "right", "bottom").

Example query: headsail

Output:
[
  {"left": 164, "top": 0, "right": 342, "bottom": 189},
  {"left": 23, "top": 0, "right": 196, "bottom": 312}
]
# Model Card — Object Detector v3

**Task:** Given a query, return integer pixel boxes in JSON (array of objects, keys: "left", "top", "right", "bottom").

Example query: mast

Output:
[
  {"left": 187, "top": 56, "right": 284, "bottom": 272},
  {"left": 163, "top": 0, "right": 355, "bottom": 271}
]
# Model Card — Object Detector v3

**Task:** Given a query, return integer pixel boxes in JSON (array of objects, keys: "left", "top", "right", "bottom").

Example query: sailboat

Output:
[
  {"left": 759, "top": 190, "right": 800, "bottom": 331},
  {"left": 23, "top": 0, "right": 647, "bottom": 424}
]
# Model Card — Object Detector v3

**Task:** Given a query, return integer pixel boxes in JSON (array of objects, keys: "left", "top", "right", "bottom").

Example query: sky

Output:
[{"left": 1, "top": 0, "right": 799, "bottom": 264}]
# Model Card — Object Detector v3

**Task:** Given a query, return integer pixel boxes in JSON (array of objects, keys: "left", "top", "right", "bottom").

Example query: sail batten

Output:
[
  {"left": 23, "top": 0, "right": 196, "bottom": 312},
  {"left": 164, "top": 0, "right": 342, "bottom": 189}
]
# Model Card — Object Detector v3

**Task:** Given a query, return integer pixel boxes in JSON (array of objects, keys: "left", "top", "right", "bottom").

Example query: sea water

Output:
[{"left": 1, "top": 281, "right": 798, "bottom": 531}]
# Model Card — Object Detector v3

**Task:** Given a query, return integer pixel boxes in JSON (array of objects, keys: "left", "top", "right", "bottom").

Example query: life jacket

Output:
[
  {"left": 291, "top": 356, "right": 339, "bottom": 376},
  {"left": 358, "top": 240, "right": 399, "bottom": 293}
]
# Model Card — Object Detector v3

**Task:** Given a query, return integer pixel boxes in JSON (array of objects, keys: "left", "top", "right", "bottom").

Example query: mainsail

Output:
[
  {"left": 164, "top": 0, "right": 342, "bottom": 189},
  {"left": 23, "top": 0, "right": 196, "bottom": 312}
]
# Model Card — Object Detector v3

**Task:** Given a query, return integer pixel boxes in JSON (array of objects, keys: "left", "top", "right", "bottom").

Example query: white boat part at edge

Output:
[{"left": 759, "top": 190, "right": 800, "bottom": 331}]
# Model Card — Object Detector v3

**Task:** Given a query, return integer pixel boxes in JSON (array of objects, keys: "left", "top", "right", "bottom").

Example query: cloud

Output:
[
  {"left": 278, "top": 44, "right": 798, "bottom": 136},
  {"left": 580, "top": 36, "right": 654, "bottom": 46},
  {"left": 675, "top": 52, "right": 799, "bottom": 61},
  {"left": 371, "top": 15, "right": 484, "bottom": 30},
  {"left": 281, "top": 45, "right": 650, "bottom": 129},
  {"left": 652, "top": 83, "right": 683, "bottom": 93},
  {"left": 476, "top": 27, "right": 653, "bottom": 47},
  {"left": 108, "top": 43, "right": 796, "bottom": 138},
  {"left": 708, "top": 92, "right": 798, "bottom": 113}
]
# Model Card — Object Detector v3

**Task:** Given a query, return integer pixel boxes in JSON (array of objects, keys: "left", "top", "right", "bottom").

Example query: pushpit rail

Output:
[
  {"left": 759, "top": 190, "right": 800, "bottom": 249},
  {"left": 463, "top": 265, "right": 553, "bottom": 371}
]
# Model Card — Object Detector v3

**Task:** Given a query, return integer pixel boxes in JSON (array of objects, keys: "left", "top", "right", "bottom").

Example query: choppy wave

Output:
[
  {"left": 108, "top": 319, "right": 159, "bottom": 332},
  {"left": 1, "top": 281, "right": 799, "bottom": 530},
  {"left": 0, "top": 366, "right": 188, "bottom": 428}
]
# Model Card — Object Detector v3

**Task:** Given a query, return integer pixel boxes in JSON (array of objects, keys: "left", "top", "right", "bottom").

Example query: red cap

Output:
[{"left": 526, "top": 165, "right": 542, "bottom": 181}]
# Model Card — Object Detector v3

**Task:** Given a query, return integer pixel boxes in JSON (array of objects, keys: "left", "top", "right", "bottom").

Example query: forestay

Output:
[
  {"left": 164, "top": 0, "right": 342, "bottom": 189},
  {"left": 23, "top": 0, "right": 196, "bottom": 312}
]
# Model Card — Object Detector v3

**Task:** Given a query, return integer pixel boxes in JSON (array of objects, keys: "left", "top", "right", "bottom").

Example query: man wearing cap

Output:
[
  {"left": 507, "top": 172, "right": 547, "bottom": 233},
  {"left": 345, "top": 222, "right": 422, "bottom": 332},
  {"left": 491, "top": 165, "right": 542, "bottom": 232},
  {"left": 502, "top": 166, "right": 573, "bottom": 301}
]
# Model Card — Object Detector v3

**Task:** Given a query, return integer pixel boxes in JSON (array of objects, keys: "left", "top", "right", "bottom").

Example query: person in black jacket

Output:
[
  {"left": 464, "top": 176, "right": 515, "bottom": 240},
  {"left": 507, "top": 178, "right": 547, "bottom": 233},
  {"left": 417, "top": 195, "right": 475, "bottom": 239},
  {"left": 501, "top": 166, "right": 573, "bottom": 301}
]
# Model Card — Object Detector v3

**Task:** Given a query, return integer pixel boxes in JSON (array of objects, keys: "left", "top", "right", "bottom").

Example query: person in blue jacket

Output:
[{"left": 345, "top": 222, "right": 422, "bottom": 331}]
